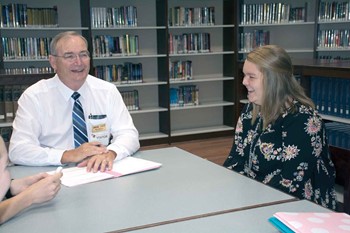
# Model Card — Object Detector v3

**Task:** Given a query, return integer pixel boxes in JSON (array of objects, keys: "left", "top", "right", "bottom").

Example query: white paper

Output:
[{"left": 49, "top": 157, "right": 162, "bottom": 187}]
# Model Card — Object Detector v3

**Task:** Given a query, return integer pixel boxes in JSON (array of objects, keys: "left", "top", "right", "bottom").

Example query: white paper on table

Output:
[{"left": 49, "top": 157, "right": 162, "bottom": 187}]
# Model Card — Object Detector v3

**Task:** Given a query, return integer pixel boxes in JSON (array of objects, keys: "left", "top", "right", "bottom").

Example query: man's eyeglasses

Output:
[{"left": 52, "top": 51, "right": 90, "bottom": 62}]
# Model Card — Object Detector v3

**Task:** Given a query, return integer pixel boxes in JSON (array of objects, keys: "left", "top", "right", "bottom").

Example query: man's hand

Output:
[
  {"left": 77, "top": 150, "right": 117, "bottom": 173},
  {"left": 61, "top": 142, "right": 108, "bottom": 164}
]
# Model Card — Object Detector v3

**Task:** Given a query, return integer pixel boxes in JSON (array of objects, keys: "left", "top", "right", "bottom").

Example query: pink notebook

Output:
[{"left": 270, "top": 212, "right": 350, "bottom": 233}]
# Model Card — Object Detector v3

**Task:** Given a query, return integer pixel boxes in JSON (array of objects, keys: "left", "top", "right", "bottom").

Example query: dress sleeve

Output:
[{"left": 223, "top": 104, "right": 250, "bottom": 169}]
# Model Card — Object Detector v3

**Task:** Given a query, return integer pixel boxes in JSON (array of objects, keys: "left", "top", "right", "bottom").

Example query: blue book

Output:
[
  {"left": 345, "top": 79, "right": 350, "bottom": 119},
  {"left": 268, "top": 217, "right": 294, "bottom": 233},
  {"left": 332, "top": 78, "right": 340, "bottom": 116}
]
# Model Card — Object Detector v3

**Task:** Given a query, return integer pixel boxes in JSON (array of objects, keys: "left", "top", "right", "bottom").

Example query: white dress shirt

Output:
[{"left": 9, "top": 74, "right": 140, "bottom": 166}]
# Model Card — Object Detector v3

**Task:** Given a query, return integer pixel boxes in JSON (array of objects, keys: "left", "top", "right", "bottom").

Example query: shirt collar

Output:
[{"left": 54, "top": 74, "right": 89, "bottom": 102}]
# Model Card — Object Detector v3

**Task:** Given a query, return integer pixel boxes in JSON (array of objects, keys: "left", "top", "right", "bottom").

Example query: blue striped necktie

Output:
[{"left": 72, "top": 92, "right": 88, "bottom": 147}]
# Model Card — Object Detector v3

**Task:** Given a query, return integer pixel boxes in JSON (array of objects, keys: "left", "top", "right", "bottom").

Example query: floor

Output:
[{"left": 140, "top": 136, "right": 233, "bottom": 166}]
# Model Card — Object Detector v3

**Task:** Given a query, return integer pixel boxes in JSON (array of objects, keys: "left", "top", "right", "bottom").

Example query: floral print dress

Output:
[{"left": 224, "top": 101, "right": 337, "bottom": 210}]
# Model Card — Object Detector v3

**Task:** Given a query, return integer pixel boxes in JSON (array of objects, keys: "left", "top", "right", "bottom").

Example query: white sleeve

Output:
[
  {"left": 9, "top": 92, "right": 64, "bottom": 166},
  {"left": 106, "top": 88, "right": 140, "bottom": 161}
]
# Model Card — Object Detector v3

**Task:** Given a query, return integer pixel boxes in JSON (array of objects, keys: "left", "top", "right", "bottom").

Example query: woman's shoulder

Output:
[
  {"left": 290, "top": 101, "right": 319, "bottom": 117},
  {"left": 284, "top": 101, "right": 324, "bottom": 127}
]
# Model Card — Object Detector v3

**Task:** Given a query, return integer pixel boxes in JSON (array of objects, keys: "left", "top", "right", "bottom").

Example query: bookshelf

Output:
[
  {"left": 316, "top": 1, "right": 350, "bottom": 61},
  {"left": 88, "top": 0, "right": 169, "bottom": 143},
  {"left": 167, "top": 0, "right": 235, "bottom": 140},
  {"left": 237, "top": 0, "right": 316, "bottom": 61},
  {"left": 88, "top": 0, "right": 236, "bottom": 144}
]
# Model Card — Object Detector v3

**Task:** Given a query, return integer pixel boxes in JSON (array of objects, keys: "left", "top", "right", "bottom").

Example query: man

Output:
[{"left": 9, "top": 31, "right": 140, "bottom": 172}]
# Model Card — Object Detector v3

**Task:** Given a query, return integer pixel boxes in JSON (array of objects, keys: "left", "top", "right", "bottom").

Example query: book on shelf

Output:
[
  {"left": 95, "top": 62, "right": 143, "bottom": 84},
  {"left": 120, "top": 90, "right": 139, "bottom": 111},
  {"left": 11, "top": 85, "right": 22, "bottom": 116},
  {"left": 318, "top": 29, "right": 350, "bottom": 49},
  {"left": 169, "top": 60, "right": 192, "bottom": 81},
  {"left": 318, "top": 55, "right": 350, "bottom": 62},
  {"left": 0, "top": 85, "right": 27, "bottom": 121},
  {"left": 240, "top": 30, "right": 270, "bottom": 52},
  {"left": 325, "top": 122, "right": 350, "bottom": 150},
  {"left": 168, "top": 6, "right": 215, "bottom": 26},
  {"left": 310, "top": 76, "right": 350, "bottom": 119},
  {"left": 3, "top": 67, "right": 54, "bottom": 75},
  {"left": 0, "top": 86, "right": 5, "bottom": 120},
  {"left": 93, "top": 34, "right": 139, "bottom": 57},
  {"left": 4, "top": 85, "right": 14, "bottom": 120},
  {"left": 91, "top": 5, "right": 137, "bottom": 28},
  {"left": 319, "top": 1, "right": 350, "bottom": 21},
  {"left": 169, "top": 33, "right": 210, "bottom": 54},
  {"left": 0, "top": 3, "right": 58, "bottom": 28},
  {"left": 1, "top": 37, "right": 52, "bottom": 60},
  {"left": 170, "top": 85, "right": 199, "bottom": 107},
  {"left": 269, "top": 212, "right": 350, "bottom": 233},
  {"left": 240, "top": 3, "right": 307, "bottom": 25}
]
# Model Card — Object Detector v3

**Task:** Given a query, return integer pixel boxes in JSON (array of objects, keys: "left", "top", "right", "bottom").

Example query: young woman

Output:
[{"left": 224, "top": 45, "right": 337, "bottom": 210}]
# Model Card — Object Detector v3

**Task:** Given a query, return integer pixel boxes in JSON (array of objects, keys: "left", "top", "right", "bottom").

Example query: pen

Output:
[{"left": 56, "top": 166, "right": 63, "bottom": 173}]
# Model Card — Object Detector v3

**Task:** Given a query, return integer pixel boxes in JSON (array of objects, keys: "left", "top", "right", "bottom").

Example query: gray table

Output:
[
  {"left": 3, "top": 147, "right": 296, "bottom": 233},
  {"left": 122, "top": 200, "right": 332, "bottom": 233}
]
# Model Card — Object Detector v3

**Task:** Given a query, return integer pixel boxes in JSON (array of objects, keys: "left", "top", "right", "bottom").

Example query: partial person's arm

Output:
[{"left": 0, "top": 172, "right": 62, "bottom": 224}]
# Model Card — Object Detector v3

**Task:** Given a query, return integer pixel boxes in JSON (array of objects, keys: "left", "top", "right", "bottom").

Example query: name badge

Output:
[{"left": 88, "top": 114, "right": 109, "bottom": 146}]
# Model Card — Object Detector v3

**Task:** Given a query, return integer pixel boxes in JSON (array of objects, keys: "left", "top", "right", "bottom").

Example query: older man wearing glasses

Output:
[{"left": 9, "top": 31, "right": 140, "bottom": 173}]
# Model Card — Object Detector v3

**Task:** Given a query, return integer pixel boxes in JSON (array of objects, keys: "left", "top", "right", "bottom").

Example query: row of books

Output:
[
  {"left": 2, "top": 67, "right": 53, "bottom": 75},
  {"left": 170, "top": 85, "right": 199, "bottom": 107},
  {"left": 169, "top": 60, "right": 193, "bottom": 81},
  {"left": 91, "top": 6, "right": 137, "bottom": 28},
  {"left": 92, "top": 35, "right": 139, "bottom": 57},
  {"left": 95, "top": 62, "right": 143, "bottom": 84},
  {"left": 169, "top": 33, "right": 210, "bottom": 55},
  {"left": 325, "top": 122, "right": 350, "bottom": 150},
  {"left": 310, "top": 76, "right": 350, "bottom": 119},
  {"left": 318, "top": 55, "right": 350, "bottom": 62},
  {"left": 0, "top": 84, "right": 141, "bottom": 116},
  {"left": 0, "top": 85, "right": 28, "bottom": 121},
  {"left": 168, "top": 6, "right": 215, "bottom": 26},
  {"left": 240, "top": 3, "right": 307, "bottom": 25},
  {"left": 318, "top": 1, "right": 350, "bottom": 21},
  {"left": 240, "top": 30, "right": 270, "bottom": 52},
  {"left": 2, "top": 37, "right": 52, "bottom": 60},
  {"left": 317, "top": 29, "right": 350, "bottom": 49},
  {"left": 0, "top": 3, "right": 58, "bottom": 28},
  {"left": 120, "top": 90, "right": 139, "bottom": 111}
]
